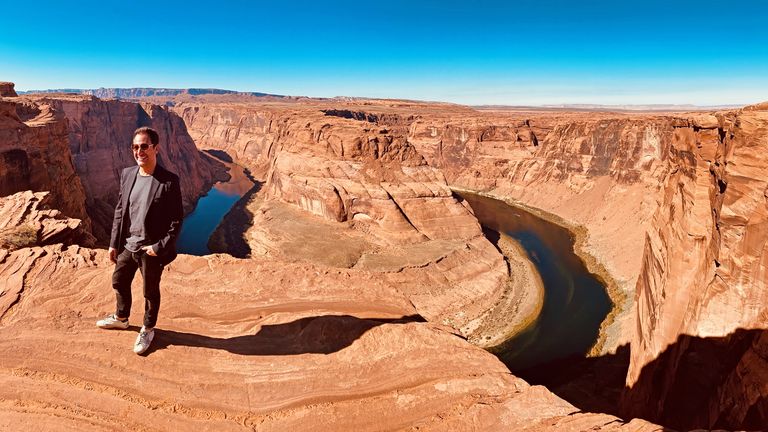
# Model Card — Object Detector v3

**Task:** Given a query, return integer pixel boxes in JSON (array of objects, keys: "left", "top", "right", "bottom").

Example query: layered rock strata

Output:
[
  {"left": 175, "top": 102, "right": 516, "bottom": 340},
  {"left": 404, "top": 106, "right": 768, "bottom": 429},
  {"left": 619, "top": 107, "right": 768, "bottom": 429},
  {"left": 408, "top": 111, "right": 681, "bottom": 351},
  {"left": 0, "top": 195, "right": 662, "bottom": 431},
  {"left": 0, "top": 190, "right": 94, "bottom": 250},
  {"left": 20, "top": 94, "right": 227, "bottom": 242},
  {"left": 0, "top": 98, "right": 92, "bottom": 233},
  {"left": 38, "top": 90, "right": 767, "bottom": 429}
]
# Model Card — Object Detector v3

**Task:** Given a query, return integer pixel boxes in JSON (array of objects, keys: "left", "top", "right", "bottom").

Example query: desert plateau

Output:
[{"left": 1, "top": 77, "right": 767, "bottom": 431}]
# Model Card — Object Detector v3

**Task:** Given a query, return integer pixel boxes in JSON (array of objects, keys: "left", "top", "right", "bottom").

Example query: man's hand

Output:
[
  {"left": 143, "top": 246, "right": 158, "bottom": 257},
  {"left": 109, "top": 247, "right": 117, "bottom": 264}
]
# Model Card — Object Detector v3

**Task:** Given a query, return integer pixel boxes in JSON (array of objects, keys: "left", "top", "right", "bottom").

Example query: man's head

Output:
[{"left": 131, "top": 127, "right": 159, "bottom": 172}]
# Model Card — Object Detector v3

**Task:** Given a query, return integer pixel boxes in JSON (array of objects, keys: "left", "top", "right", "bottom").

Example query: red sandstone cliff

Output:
[
  {"left": 6, "top": 83, "right": 764, "bottom": 428},
  {"left": 1, "top": 98, "right": 92, "bottom": 233},
  {"left": 408, "top": 111, "right": 685, "bottom": 352},
  {"left": 0, "top": 189, "right": 663, "bottom": 432},
  {"left": 174, "top": 102, "right": 514, "bottom": 341},
  {"left": 619, "top": 108, "right": 768, "bottom": 429},
  {"left": 3, "top": 94, "right": 227, "bottom": 242},
  {"left": 29, "top": 95, "right": 227, "bottom": 240},
  {"left": 405, "top": 106, "right": 768, "bottom": 430}
]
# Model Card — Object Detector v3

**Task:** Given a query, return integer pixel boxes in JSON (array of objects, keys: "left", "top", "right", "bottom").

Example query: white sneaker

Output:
[
  {"left": 96, "top": 314, "right": 129, "bottom": 330},
  {"left": 133, "top": 327, "right": 155, "bottom": 355}
]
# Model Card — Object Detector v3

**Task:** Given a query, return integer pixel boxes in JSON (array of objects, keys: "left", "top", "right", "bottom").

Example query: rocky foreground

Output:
[
  {"left": 2, "top": 81, "right": 768, "bottom": 430},
  {"left": 170, "top": 93, "right": 768, "bottom": 430},
  {"left": 0, "top": 192, "right": 659, "bottom": 431},
  {"left": 0, "top": 82, "right": 665, "bottom": 431}
]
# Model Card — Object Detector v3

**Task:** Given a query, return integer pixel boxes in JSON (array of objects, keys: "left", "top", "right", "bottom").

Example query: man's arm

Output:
[
  {"left": 109, "top": 170, "right": 126, "bottom": 263},
  {"left": 150, "top": 175, "right": 183, "bottom": 256}
]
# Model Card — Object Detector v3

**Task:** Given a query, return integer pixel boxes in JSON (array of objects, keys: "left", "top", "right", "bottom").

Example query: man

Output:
[{"left": 96, "top": 127, "right": 183, "bottom": 355}]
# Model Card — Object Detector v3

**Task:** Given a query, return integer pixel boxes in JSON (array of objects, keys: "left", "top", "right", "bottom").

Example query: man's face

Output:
[{"left": 132, "top": 133, "right": 157, "bottom": 168}]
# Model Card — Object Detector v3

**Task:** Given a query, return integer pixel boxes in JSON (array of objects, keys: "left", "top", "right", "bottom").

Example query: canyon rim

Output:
[{"left": 2, "top": 80, "right": 767, "bottom": 430}]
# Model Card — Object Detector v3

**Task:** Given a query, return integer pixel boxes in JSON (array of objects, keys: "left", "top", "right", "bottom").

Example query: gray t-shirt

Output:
[{"left": 124, "top": 173, "right": 154, "bottom": 252}]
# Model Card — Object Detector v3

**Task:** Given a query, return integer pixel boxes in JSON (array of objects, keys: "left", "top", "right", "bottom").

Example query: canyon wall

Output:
[
  {"left": 175, "top": 102, "right": 514, "bottom": 340},
  {"left": 406, "top": 107, "right": 768, "bottom": 430},
  {"left": 57, "top": 91, "right": 766, "bottom": 429},
  {"left": 408, "top": 111, "right": 679, "bottom": 350},
  {"left": 3, "top": 93, "right": 226, "bottom": 242},
  {"left": 176, "top": 103, "right": 280, "bottom": 176},
  {"left": 31, "top": 95, "right": 225, "bottom": 241},
  {"left": 0, "top": 151, "right": 663, "bottom": 432},
  {"left": 1, "top": 97, "right": 92, "bottom": 233},
  {"left": 620, "top": 107, "right": 768, "bottom": 430}
]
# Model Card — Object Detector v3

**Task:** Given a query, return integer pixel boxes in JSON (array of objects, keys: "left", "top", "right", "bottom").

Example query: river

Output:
[
  {"left": 455, "top": 191, "right": 612, "bottom": 372},
  {"left": 176, "top": 159, "right": 255, "bottom": 256}
]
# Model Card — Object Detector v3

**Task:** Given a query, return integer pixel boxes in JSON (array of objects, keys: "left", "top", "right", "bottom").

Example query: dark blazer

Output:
[{"left": 109, "top": 165, "right": 183, "bottom": 265}]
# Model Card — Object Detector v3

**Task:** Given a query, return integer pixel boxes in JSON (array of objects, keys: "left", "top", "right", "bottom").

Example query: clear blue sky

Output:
[{"left": 1, "top": 0, "right": 766, "bottom": 105}]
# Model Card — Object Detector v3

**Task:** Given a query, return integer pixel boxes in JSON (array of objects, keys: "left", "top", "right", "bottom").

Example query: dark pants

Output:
[{"left": 111, "top": 248, "right": 164, "bottom": 328}]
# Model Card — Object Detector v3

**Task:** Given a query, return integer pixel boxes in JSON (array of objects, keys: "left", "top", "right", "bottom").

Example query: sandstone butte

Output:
[{"left": 0, "top": 80, "right": 764, "bottom": 430}]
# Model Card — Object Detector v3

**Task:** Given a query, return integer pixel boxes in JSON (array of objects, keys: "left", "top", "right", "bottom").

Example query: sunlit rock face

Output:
[
  {"left": 408, "top": 111, "right": 680, "bottom": 351},
  {"left": 0, "top": 97, "right": 92, "bottom": 234},
  {"left": 2, "top": 90, "right": 225, "bottom": 244},
  {"left": 174, "top": 101, "right": 511, "bottom": 337},
  {"left": 21, "top": 94, "right": 225, "bottom": 242},
  {"left": 6, "top": 79, "right": 761, "bottom": 429},
  {"left": 407, "top": 105, "right": 768, "bottom": 430},
  {"left": 0, "top": 180, "right": 662, "bottom": 432},
  {"left": 620, "top": 107, "right": 768, "bottom": 430},
  {"left": 0, "top": 190, "right": 94, "bottom": 250}
]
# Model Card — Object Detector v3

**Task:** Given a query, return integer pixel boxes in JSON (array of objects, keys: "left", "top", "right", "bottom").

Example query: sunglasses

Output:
[{"left": 131, "top": 143, "right": 155, "bottom": 152}]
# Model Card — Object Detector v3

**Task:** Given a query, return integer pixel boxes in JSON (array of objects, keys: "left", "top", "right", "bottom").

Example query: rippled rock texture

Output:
[
  {"left": 176, "top": 98, "right": 768, "bottom": 428},
  {"left": 175, "top": 102, "right": 512, "bottom": 339},
  {"left": 4, "top": 81, "right": 763, "bottom": 429},
  {"left": 0, "top": 191, "right": 662, "bottom": 432},
  {"left": 0, "top": 190, "right": 94, "bottom": 251},
  {"left": 405, "top": 106, "right": 768, "bottom": 430},
  {"left": 1, "top": 97, "right": 92, "bottom": 233}
]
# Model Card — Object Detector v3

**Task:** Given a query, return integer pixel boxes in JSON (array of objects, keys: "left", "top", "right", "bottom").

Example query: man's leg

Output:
[
  {"left": 112, "top": 248, "right": 139, "bottom": 319},
  {"left": 139, "top": 253, "right": 164, "bottom": 329}
]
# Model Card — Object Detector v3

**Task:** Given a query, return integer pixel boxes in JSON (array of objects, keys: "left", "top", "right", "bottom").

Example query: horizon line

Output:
[{"left": 11, "top": 85, "right": 757, "bottom": 110}]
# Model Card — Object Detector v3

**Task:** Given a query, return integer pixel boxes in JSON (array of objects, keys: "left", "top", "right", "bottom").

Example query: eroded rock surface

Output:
[
  {"left": 0, "top": 191, "right": 94, "bottom": 250},
  {"left": 620, "top": 108, "right": 768, "bottom": 430},
  {"left": 0, "top": 98, "right": 92, "bottom": 233},
  {"left": 0, "top": 82, "right": 18, "bottom": 97},
  {"left": 20, "top": 94, "right": 227, "bottom": 242},
  {"left": 7, "top": 81, "right": 763, "bottom": 429},
  {"left": 404, "top": 105, "right": 768, "bottom": 430},
  {"left": 175, "top": 102, "right": 514, "bottom": 340},
  {"left": 0, "top": 218, "right": 661, "bottom": 432}
]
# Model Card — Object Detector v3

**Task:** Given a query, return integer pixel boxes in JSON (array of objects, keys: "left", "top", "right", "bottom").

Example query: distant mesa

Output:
[
  {"left": 17, "top": 87, "right": 286, "bottom": 100},
  {"left": 474, "top": 103, "right": 746, "bottom": 112}
]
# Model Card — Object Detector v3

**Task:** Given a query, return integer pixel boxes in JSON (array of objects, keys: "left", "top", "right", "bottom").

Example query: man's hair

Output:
[{"left": 132, "top": 127, "right": 159, "bottom": 145}]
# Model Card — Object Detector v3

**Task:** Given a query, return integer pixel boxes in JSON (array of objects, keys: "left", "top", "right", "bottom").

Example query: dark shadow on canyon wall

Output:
[
  {"left": 519, "top": 328, "right": 768, "bottom": 431},
  {"left": 145, "top": 314, "right": 425, "bottom": 356},
  {"left": 480, "top": 226, "right": 503, "bottom": 253},
  {"left": 83, "top": 106, "right": 230, "bottom": 246},
  {"left": 204, "top": 149, "right": 234, "bottom": 163}
]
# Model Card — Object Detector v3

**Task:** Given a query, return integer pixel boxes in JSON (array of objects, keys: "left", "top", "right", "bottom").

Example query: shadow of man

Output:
[{"left": 144, "top": 314, "right": 425, "bottom": 356}]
